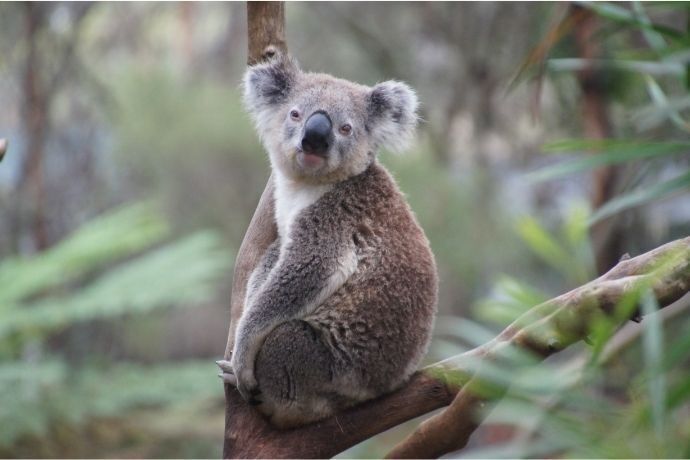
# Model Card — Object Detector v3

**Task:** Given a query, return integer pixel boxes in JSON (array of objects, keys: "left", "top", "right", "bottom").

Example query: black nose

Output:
[{"left": 301, "top": 112, "right": 332, "bottom": 155}]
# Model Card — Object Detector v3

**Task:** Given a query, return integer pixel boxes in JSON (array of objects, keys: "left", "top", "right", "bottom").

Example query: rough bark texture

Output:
[
  {"left": 224, "top": 372, "right": 456, "bottom": 459},
  {"left": 222, "top": 3, "right": 284, "bottom": 459},
  {"left": 223, "top": 178, "right": 277, "bottom": 359},
  {"left": 246, "top": 2, "right": 287, "bottom": 66}
]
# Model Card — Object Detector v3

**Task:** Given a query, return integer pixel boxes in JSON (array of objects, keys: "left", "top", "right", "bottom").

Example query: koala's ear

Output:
[
  {"left": 243, "top": 54, "right": 300, "bottom": 114},
  {"left": 367, "top": 81, "right": 419, "bottom": 153}
]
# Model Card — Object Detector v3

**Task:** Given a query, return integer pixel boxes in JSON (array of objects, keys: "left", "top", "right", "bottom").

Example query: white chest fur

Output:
[{"left": 273, "top": 172, "right": 332, "bottom": 241}]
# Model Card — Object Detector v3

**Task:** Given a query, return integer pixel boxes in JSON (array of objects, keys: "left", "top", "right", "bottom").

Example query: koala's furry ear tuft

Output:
[
  {"left": 367, "top": 81, "right": 419, "bottom": 153},
  {"left": 243, "top": 54, "right": 300, "bottom": 115}
]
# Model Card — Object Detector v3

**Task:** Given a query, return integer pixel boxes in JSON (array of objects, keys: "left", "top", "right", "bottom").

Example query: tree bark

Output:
[
  {"left": 20, "top": 2, "right": 49, "bottom": 252},
  {"left": 246, "top": 1, "right": 287, "bottom": 66},
  {"left": 222, "top": 2, "right": 284, "bottom": 458}
]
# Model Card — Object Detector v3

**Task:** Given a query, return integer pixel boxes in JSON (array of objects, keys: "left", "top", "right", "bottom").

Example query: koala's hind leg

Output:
[{"left": 254, "top": 319, "right": 340, "bottom": 428}]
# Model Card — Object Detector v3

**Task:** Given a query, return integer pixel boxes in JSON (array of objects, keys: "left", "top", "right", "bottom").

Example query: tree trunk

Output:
[
  {"left": 20, "top": 2, "right": 50, "bottom": 252},
  {"left": 572, "top": 4, "right": 623, "bottom": 275},
  {"left": 222, "top": 3, "right": 284, "bottom": 458}
]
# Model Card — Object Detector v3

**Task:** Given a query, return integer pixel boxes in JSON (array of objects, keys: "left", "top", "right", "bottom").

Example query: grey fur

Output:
[{"left": 227, "top": 54, "right": 438, "bottom": 428}]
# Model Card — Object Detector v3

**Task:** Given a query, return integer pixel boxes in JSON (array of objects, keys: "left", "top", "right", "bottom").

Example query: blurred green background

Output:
[{"left": 1, "top": 2, "right": 690, "bottom": 458}]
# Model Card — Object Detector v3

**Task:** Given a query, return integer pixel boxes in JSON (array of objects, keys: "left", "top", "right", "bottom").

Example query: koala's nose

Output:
[{"left": 301, "top": 112, "right": 332, "bottom": 156}]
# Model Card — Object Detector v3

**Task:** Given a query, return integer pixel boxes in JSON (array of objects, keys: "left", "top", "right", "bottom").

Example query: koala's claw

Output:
[
  {"left": 216, "top": 360, "right": 234, "bottom": 374},
  {"left": 218, "top": 372, "right": 237, "bottom": 385},
  {"left": 216, "top": 360, "right": 238, "bottom": 386}
]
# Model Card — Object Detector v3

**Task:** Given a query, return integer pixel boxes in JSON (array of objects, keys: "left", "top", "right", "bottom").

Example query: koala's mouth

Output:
[{"left": 296, "top": 149, "right": 327, "bottom": 170}]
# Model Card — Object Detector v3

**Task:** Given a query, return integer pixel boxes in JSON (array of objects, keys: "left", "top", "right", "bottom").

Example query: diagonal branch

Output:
[
  {"left": 386, "top": 236, "right": 690, "bottom": 459},
  {"left": 222, "top": 236, "right": 690, "bottom": 459}
]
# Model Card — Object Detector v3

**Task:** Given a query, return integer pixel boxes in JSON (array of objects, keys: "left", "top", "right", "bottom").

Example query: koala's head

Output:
[{"left": 243, "top": 54, "right": 418, "bottom": 184}]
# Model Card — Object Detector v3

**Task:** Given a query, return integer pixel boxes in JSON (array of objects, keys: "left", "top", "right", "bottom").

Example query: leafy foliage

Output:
[
  {"left": 468, "top": 10, "right": 690, "bottom": 453},
  {"left": 529, "top": 2, "right": 690, "bottom": 223},
  {"left": 462, "top": 209, "right": 690, "bottom": 458},
  {"left": 0, "top": 360, "right": 220, "bottom": 450},
  {"left": 0, "top": 202, "right": 230, "bottom": 454}
]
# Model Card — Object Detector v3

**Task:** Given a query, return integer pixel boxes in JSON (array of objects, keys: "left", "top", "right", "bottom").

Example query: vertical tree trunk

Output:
[
  {"left": 246, "top": 2, "right": 287, "bottom": 65},
  {"left": 572, "top": 4, "right": 623, "bottom": 275},
  {"left": 222, "top": 3, "right": 285, "bottom": 458},
  {"left": 20, "top": 2, "right": 50, "bottom": 252},
  {"left": 178, "top": 2, "right": 196, "bottom": 66}
]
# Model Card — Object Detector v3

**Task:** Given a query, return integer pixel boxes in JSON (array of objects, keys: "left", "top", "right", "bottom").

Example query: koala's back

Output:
[{"left": 295, "top": 162, "right": 438, "bottom": 398}]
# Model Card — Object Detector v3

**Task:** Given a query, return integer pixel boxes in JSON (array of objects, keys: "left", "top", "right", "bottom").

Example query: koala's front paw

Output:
[
  {"left": 236, "top": 368, "right": 262, "bottom": 406},
  {"left": 224, "top": 357, "right": 262, "bottom": 406}
]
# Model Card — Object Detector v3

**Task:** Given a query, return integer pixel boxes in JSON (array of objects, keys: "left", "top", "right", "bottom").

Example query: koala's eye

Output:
[
  {"left": 289, "top": 110, "right": 301, "bottom": 121},
  {"left": 339, "top": 124, "right": 352, "bottom": 135}
]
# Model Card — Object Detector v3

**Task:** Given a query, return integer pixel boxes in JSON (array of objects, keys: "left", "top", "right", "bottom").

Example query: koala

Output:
[{"left": 217, "top": 54, "right": 438, "bottom": 429}]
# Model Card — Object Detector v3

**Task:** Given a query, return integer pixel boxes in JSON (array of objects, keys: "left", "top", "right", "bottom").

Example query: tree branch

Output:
[
  {"left": 386, "top": 236, "right": 690, "bottom": 459},
  {"left": 221, "top": 236, "right": 690, "bottom": 459}
]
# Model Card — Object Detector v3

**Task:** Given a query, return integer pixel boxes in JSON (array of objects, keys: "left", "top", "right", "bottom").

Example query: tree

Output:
[
  {"left": 222, "top": 3, "right": 690, "bottom": 458},
  {"left": 13, "top": 3, "right": 93, "bottom": 252}
]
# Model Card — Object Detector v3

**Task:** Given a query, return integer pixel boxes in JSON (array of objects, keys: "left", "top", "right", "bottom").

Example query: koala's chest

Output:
[{"left": 273, "top": 176, "right": 332, "bottom": 242}]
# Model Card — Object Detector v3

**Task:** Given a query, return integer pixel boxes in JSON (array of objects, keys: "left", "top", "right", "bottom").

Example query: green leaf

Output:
[
  {"left": 0, "top": 202, "right": 169, "bottom": 306},
  {"left": 641, "top": 290, "right": 666, "bottom": 439},
  {"left": 529, "top": 141, "right": 690, "bottom": 182},
  {"left": 663, "top": 317, "right": 690, "bottom": 370},
  {"left": 475, "top": 276, "right": 549, "bottom": 325},
  {"left": 0, "top": 359, "right": 221, "bottom": 447},
  {"left": 433, "top": 316, "right": 498, "bottom": 347},
  {"left": 516, "top": 217, "right": 571, "bottom": 275},
  {"left": 578, "top": 1, "right": 687, "bottom": 42},
  {"left": 547, "top": 58, "right": 685, "bottom": 76},
  {"left": 632, "top": 95, "right": 690, "bottom": 131},
  {"left": 590, "top": 170, "right": 690, "bottom": 223},
  {"left": 667, "top": 374, "right": 690, "bottom": 411},
  {"left": 642, "top": 75, "right": 690, "bottom": 132},
  {"left": 0, "top": 231, "right": 230, "bottom": 343},
  {"left": 631, "top": 1, "right": 669, "bottom": 52},
  {"left": 561, "top": 203, "right": 596, "bottom": 283}
]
